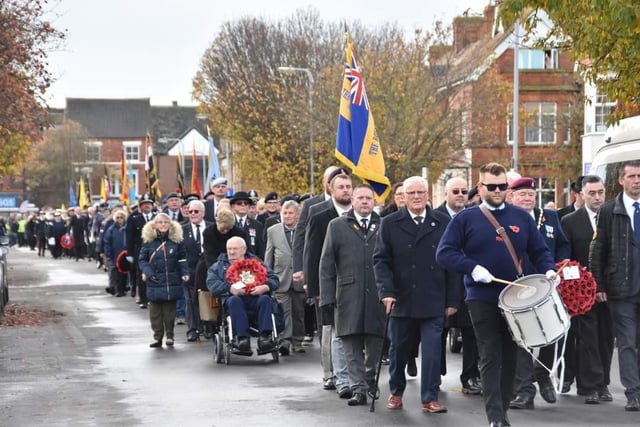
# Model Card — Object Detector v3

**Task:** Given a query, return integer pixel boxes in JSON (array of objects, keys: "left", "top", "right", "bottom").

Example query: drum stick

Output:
[
  {"left": 556, "top": 259, "right": 571, "bottom": 274},
  {"left": 492, "top": 277, "right": 532, "bottom": 289}
]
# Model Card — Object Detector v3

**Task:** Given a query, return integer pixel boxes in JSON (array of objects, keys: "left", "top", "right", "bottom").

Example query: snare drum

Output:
[{"left": 498, "top": 274, "right": 570, "bottom": 349}]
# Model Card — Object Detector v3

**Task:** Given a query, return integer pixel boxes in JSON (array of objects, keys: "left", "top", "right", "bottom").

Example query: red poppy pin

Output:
[{"left": 509, "top": 225, "right": 520, "bottom": 233}]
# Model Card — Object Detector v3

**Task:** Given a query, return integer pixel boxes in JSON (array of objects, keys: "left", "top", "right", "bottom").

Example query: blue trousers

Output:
[
  {"left": 608, "top": 300, "right": 640, "bottom": 399},
  {"left": 225, "top": 294, "right": 272, "bottom": 338},
  {"left": 388, "top": 316, "right": 443, "bottom": 403}
]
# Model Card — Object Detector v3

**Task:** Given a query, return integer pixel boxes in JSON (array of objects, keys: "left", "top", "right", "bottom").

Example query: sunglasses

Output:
[
  {"left": 481, "top": 183, "right": 509, "bottom": 192},
  {"left": 188, "top": 210, "right": 201, "bottom": 214},
  {"left": 451, "top": 189, "right": 468, "bottom": 195},
  {"left": 235, "top": 201, "right": 250, "bottom": 206}
]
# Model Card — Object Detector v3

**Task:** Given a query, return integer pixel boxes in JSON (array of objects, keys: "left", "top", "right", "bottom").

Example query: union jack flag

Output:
[{"left": 345, "top": 53, "right": 369, "bottom": 110}]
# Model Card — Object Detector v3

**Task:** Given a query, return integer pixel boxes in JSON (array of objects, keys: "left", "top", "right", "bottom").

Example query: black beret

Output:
[
  {"left": 467, "top": 186, "right": 478, "bottom": 201},
  {"left": 327, "top": 167, "right": 350, "bottom": 184},
  {"left": 165, "top": 192, "right": 181, "bottom": 200},
  {"left": 264, "top": 192, "right": 279, "bottom": 202}
]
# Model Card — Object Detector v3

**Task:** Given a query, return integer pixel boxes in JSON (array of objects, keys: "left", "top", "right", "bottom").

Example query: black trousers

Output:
[
  {"left": 468, "top": 300, "right": 518, "bottom": 424},
  {"left": 575, "top": 302, "right": 614, "bottom": 393},
  {"left": 513, "top": 342, "right": 558, "bottom": 398}
]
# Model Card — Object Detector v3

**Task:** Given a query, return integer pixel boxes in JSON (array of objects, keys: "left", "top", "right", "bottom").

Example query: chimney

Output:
[
  {"left": 452, "top": 3, "right": 496, "bottom": 54},
  {"left": 172, "top": 101, "right": 178, "bottom": 107}
]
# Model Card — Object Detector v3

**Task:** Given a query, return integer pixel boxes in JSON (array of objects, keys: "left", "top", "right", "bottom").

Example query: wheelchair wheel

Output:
[
  {"left": 213, "top": 334, "right": 224, "bottom": 364},
  {"left": 224, "top": 342, "right": 231, "bottom": 365}
]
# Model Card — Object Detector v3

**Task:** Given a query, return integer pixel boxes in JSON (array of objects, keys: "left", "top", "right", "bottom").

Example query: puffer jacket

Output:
[
  {"left": 103, "top": 222, "right": 126, "bottom": 264},
  {"left": 138, "top": 220, "right": 188, "bottom": 302},
  {"left": 206, "top": 252, "right": 279, "bottom": 304},
  {"left": 590, "top": 192, "right": 636, "bottom": 299}
]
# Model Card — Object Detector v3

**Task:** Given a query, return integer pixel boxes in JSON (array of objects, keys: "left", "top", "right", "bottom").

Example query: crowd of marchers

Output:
[{"left": 24, "top": 160, "right": 640, "bottom": 426}]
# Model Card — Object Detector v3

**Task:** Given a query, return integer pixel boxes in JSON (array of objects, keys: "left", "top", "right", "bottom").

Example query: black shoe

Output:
[
  {"left": 139, "top": 303, "right": 148, "bottom": 309},
  {"left": 149, "top": 341, "right": 162, "bottom": 348},
  {"left": 323, "top": 378, "right": 336, "bottom": 390},
  {"left": 585, "top": 391, "right": 600, "bottom": 404},
  {"left": 187, "top": 332, "right": 198, "bottom": 342},
  {"left": 258, "top": 333, "right": 275, "bottom": 351},
  {"left": 338, "top": 387, "right": 353, "bottom": 399},
  {"left": 237, "top": 337, "right": 251, "bottom": 352},
  {"left": 462, "top": 377, "right": 482, "bottom": 395},
  {"left": 598, "top": 387, "right": 613, "bottom": 402},
  {"left": 625, "top": 397, "right": 640, "bottom": 411},
  {"left": 509, "top": 395, "right": 534, "bottom": 409},
  {"left": 279, "top": 343, "right": 291, "bottom": 356},
  {"left": 348, "top": 392, "right": 367, "bottom": 406},
  {"left": 561, "top": 381, "right": 572, "bottom": 393},
  {"left": 539, "top": 384, "right": 557, "bottom": 403},
  {"left": 407, "top": 357, "right": 417, "bottom": 377},
  {"left": 115, "top": 293, "right": 125, "bottom": 297},
  {"left": 105, "top": 287, "right": 115, "bottom": 295}
]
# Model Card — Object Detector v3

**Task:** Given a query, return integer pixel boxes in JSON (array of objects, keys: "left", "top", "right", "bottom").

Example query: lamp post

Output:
[{"left": 277, "top": 66, "right": 315, "bottom": 193}]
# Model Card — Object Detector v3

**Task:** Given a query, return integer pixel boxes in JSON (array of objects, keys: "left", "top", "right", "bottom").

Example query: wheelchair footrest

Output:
[{"left": 231, "top": 349, "right": 253, "bottom": 356}]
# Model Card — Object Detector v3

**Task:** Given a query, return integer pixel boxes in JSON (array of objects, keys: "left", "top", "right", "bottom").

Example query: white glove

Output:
[
  {"left": 546, "top": 270, "right": 561, "bottom": 287},
  {"left": 126, "top": 256, "right": 134, "bottom": 263},
  {"left": 471, "top": 265, "right": 494, "bottom": 284}
]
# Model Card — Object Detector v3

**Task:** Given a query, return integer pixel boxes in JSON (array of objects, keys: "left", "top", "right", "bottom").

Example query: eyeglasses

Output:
[
  {"left": 481, "top": 183, "right": 509, "bottom": 192},
  {"left": 188, "top": 210, "right": 201, "bottom": 214},
  {"left": 451, "top": 189, "right": 468, "bottom": 195},
  {"left": 405, "top": 190, "right": 427, "bottom": 197}
]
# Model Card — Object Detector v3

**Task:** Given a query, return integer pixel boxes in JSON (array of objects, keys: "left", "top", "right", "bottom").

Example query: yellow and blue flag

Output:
[{"left": 335, "top": 33, "right": 391, "bottom": 202}]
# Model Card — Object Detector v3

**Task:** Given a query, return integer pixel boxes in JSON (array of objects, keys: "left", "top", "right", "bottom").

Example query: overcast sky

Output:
[{"left": 45, "top": 0, "right": 492, "bottom": 108}]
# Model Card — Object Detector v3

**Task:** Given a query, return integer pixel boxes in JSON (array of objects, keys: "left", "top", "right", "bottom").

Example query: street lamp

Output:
[{"left": 277, "top": 66, "right": 315, "bottom": 193}]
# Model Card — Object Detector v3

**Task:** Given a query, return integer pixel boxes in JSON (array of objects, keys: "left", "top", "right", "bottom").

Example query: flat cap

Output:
[{"left": 165, "top": 192, "right": 181, "bottom": 200}]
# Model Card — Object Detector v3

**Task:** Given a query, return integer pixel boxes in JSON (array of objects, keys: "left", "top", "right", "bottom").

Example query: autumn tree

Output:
[
  {"left": 26, "top": 120, "right": 87, "bottom": 207},
  {"left": 193, "top": 8, "right": 476, "bottom": 194},
  {"left": 0, "top": 0, "right": 65, "bottom": 174},
  {"left": 500, "top": 0, "right": 640, "bottom": 120}
]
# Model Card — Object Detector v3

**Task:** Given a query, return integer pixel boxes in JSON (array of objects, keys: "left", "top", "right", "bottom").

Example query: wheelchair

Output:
[{"left": 213, "top": 295, "right": 283, "bottom": 364}]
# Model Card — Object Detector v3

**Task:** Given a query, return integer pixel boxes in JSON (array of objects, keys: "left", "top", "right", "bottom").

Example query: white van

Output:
[{"left": 589, "top": 115, "right": 640, "bottom": 199}]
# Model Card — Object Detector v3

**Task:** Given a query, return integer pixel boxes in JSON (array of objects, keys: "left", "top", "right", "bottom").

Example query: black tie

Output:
[
  {"left": 237, "top": 218, "right": 243, "bottom": 228},
  {"left": 285, "top": 229, "right": 293, "bottom": 248},
  {"left": 415, "top": 216, "right": 423, "bottom": 228},
  {"left": 173, "top": 212, "right": 177, "bottom": 221},
  {"left": 195, "top": 224, "right": 201, "bottom": 246},
  {"left": 360, "top": 218, "right": 368, "bottom": 236},
  {"left": 633, "top": 202, "right": 640, "bottom": 243}
]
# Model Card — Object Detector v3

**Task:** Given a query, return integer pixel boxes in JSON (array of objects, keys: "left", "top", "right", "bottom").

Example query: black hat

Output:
[
  {"left": 165, "top": 192, "right": 182, "bottom": 200},
  {"left": 230, "top": 191, "right": 253, "bottom": 205},
  {"left": 467, "top": 186, "right": 478, "bottom": 201},
  {"left": 181, "top": 193, "right": 200, "bottom": 206},
  {"left": 139, "top": 194, "right": 154, "bottom": 205},
  {"left": 281, "top": 193, "right": 300, "bottom": 204},
  {"left": 203, "top": 191, "right": 215, "bottom": 198},
  {"left": 264, "top": 192, "right": 279, "bottom": 202},
  {"left": 327, "top": 167, "right": 350, "bottom": 184},
  {"left": 248, "top": 189, "right": 259, "bottom": 201},
  {"left": 571, "top": 176, "right": 585, "bottom": 193},
  {"left": 299, "top": 193, "right": 312, "bottom": 203}
]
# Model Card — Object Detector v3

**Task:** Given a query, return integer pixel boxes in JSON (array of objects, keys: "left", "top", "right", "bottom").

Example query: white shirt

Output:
[
  {"left": 445, "top": 204, "right": 463, "bottom": 218},
  {"left": 622, "top": 193, "right": 640, "bottom": 232},
  {"left": 481, "top": 201, "right": 505, "bottom": 211},
  {"left": 332, "top": 200, "right": 351, "bottom": 217},
  {"left": 409, "top": 209, "right": 426, "bottom": 225},
  {"left": 584, "top": 206, "right": 598, "bottom": 231}
]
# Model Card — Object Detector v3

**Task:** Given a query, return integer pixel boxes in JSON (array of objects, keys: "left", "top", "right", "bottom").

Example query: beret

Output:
[
  {"left": 211, "top": 177, "right": 228, "bottom": 187},
  {"left": 327, "top": 167, "right": 350, "bottom": 184},
  {"left": 264, "top": 192, "right": 279, "bottom": 202},
  {"left": 509, "top": 177, "right": 536, "bottom": 191}
]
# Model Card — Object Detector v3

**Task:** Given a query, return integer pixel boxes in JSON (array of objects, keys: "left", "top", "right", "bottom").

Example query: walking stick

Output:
[{"left": 369, "top": 305, "right": 393, "bottom": 413}]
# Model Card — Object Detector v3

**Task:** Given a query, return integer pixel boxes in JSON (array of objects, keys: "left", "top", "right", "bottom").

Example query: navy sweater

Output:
[{"left": 436, "top": 204, "right": 555, "bottom": 303}]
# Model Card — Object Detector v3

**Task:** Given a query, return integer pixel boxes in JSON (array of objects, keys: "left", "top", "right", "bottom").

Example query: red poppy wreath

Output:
[
  {"left": 226, "top": 258, "right": 268, "bottom": 294},
  {"left": 555, "top": 260, "right": 597, "bottom": 317}
]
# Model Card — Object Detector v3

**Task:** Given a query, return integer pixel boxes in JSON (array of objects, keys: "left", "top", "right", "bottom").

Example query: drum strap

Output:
[{"left": 479, "top": 205, "right": 523, "bottom": 277}]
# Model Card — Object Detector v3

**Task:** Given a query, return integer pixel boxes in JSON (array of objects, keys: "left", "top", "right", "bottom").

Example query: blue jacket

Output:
[
  {"left": 138, "top": 221, "right": 188, "bottom": 302},
  {"left": 373, "top": 206, "right": 460, "bottom": 318},
  {"left": 103, "top": 222, "right": 127, "bottom": 264},
  {"left": 206, "top": 253, "right": 279, "bottom": 304}
]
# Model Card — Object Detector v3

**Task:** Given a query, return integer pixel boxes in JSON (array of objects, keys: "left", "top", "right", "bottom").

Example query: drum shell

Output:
[{"left": 499, "top": 274, "right": 570, "bottom": 348}]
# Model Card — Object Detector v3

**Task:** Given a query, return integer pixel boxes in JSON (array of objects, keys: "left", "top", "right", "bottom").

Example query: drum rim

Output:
[{"left": 498, "top": 274, "right": 554, "bottom": 310}]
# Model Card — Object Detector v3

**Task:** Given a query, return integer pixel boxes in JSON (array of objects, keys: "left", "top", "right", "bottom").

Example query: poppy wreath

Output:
[
  {"left": 115, "top": 250, "right": 130, "bottom": 274},
  {"left": 60, "top": 233, "right": 75, "bottom": 249},
  {"left": 225, "top": 258, "right": 268, "bottom": 295},
  {"left": 555, "top": 260, "right": 597, "bottom": 317}
]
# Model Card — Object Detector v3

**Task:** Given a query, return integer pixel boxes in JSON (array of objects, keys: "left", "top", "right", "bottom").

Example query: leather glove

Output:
[
  {"left": 546, "top": 270, "right": 561, "bottom": 287},
  {"left": 126, "top": 256, "right": 134, "bottom": 263},
  {"left": 471, "top": 265, "right": 494, "bottom": 283},
  {"left": 147, "top": 275, "right": 159, "bottom": 284}
]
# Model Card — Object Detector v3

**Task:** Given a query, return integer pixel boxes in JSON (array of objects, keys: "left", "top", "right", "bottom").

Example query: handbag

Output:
[{"left": 198, "top": 289, "right": 220, "bottom": 321}]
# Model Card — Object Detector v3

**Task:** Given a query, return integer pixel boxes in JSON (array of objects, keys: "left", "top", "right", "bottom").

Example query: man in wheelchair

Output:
[{"left": 206, "top": 236, "right": 280, "bottom": 353}]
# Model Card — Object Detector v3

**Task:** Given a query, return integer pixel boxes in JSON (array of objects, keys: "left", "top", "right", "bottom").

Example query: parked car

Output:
[{"left": 0, "top": 236, "right": 9, "bottom": 319}]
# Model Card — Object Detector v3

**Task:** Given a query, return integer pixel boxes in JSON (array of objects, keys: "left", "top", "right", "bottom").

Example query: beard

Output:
[{"left": 483, "top": 194, "right": 506, "bottom": 208}]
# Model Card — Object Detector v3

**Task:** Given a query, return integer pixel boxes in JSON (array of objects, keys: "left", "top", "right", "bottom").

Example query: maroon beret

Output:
[{"left": 509, "top": 177, "right": 536, "bottom": 191}]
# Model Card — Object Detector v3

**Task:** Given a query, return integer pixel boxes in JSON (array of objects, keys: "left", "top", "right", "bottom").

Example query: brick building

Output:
[{"left": 435, "top": 4, "right": 582, "bottom": 207}]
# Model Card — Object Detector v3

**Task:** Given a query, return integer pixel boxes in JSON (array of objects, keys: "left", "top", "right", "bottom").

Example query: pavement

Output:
[{"left": 0, "top": 247, "right": 638, "bottom": 426}]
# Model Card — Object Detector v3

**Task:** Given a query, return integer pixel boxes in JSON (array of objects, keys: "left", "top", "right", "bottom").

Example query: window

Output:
[
  {"left": 84, "top": 141, "right": 102, "bottom": 162},
  {"left": 595, "top": 92, "right": 616, "bottom": 131},
  {"left": 518, "top": 49, "right": 558, "bottom": 70},
  {"left": 122, "top": 141, "right": 141, "bottom": 162},
  {"left": 507, "top": 104, "right": 514, "bottom": 144},
  {"left": 562, "top": 103, "right": 572, "bottom": 144},
  {"left": 525, "top": 102, "right": 556, "bottom": 144}
]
